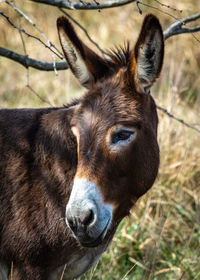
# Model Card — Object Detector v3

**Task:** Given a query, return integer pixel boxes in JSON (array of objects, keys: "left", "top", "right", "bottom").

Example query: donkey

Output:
[{"left": 0, "top": 14, "right": 164, "bottom": 280}]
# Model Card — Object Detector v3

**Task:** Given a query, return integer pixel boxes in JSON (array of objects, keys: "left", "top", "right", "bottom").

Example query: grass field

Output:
[{"left": 1, "top": 0, "right": 200, "bottom": 279}]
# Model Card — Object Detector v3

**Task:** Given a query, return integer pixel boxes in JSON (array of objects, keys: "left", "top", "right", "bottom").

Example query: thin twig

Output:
[
  {"left": 17, "top": 6, "right": 30, "bottom": 91},
  {"left": 0, "top": 47, "right": 68, "bottom": 71},
  {"left": 152, "top": 0, "right": 182, "bottom": 13},
  {"left": 17, "top": 13, "right": 28, "bottom": 58},
  {"left": 59, "top": 8, "right": 106, "bottom": 55},
  {"left": 136, "top": 0, "right": 142, "bottom": 14},
  {"left": 191, "top": 33, "right": 200, "bottom": 44},
  {"left": 27, "top": 84, "right": 53, "bottom": 106},
  {"left": 6, "top": 0, "right": 61, "bottom": 74},
  {"left": 157, "top": 105, "right": 200, "bottom": 133},
  {"left": 136, "top": 1, "right": 180, "bottom": 21},
  {"left": 17, "top": 13, "right": 29, "bottom": 73},
  {"left": 30, "top": 0, "right": 137, "bottom": 10},
  {"left": 0, "top": 11, "right": 63, "bottom": 59},
  {"left": 5, "top": 0, "right": 63, "bottom": 58},
  {"left": 15, "top": 9, "right": 52, "bottom": 106}
]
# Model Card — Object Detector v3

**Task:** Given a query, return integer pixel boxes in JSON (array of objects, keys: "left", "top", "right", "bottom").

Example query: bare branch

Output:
[
  {"left": 164, "top": 13, "right": 200, "bottom": 39},
  {"left": 157, "top": 105, "right": 200, "bottom": 133},
  {"left": 30, "top": 0, "right": 200, "bottom": 41},
  {"left": 177, "top": 13, "right": 200, "bottom": 24},
  {"left": 30, "top": 0, "right": 137, "bottom": 10},
  {"left": 0, "top": 47, "right": 68, "bottom": 71},
  {"left": 0, "top": 11, "right": 63, "bottom": 59},
  {"left": 1, "top": 8, "right": 200, "bottom": 71}
]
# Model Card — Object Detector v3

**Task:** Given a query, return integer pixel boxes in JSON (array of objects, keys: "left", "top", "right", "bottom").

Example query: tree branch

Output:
[
  {"left": 30, "top": 0, "right": 137, "bottom": 10},
  {"left": 1, "top": 11, "right": 199, "bottom": 71},
  {"left": 0, "top": 47, "right": 68, "bottom": 71},
  {"left": 164, "top": 13, "right": 200, "bottom": 39},
  {"left": 29, "top": 1, "right": 200, "bottom": 40}
]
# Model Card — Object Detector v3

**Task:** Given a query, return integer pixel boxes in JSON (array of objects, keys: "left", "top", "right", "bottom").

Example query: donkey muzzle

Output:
[{"left": 66, "top": 178, "right": 112, "bottom": 247}]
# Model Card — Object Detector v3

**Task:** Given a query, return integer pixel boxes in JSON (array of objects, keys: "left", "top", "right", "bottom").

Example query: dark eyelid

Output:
[{"left": 117, "top": 121, "right": 142, "bottom": 129}]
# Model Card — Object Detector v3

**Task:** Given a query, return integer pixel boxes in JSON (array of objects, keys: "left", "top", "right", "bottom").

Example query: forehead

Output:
[{"left": 74, "top": 81, "right": 142, "bottom": 130}]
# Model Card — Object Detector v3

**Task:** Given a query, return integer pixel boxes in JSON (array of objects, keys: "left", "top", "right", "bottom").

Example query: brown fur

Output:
[{"left": 0, "top": 14, "right": 164, "bottom": 279}]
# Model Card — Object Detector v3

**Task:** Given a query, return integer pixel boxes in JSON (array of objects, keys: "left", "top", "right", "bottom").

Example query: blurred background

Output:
[{"left": 0, "top": 0, "right": 200, "bottom": 279}]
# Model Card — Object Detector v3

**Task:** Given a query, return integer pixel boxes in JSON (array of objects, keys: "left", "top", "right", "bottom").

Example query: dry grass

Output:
[{"left": 0, "top": 0, "right": 200, "bottom": 279}]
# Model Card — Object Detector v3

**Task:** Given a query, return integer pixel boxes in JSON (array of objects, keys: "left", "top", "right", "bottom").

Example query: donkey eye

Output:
[{"left": 111, "top": 130, "right": 134, "bottom": 144}]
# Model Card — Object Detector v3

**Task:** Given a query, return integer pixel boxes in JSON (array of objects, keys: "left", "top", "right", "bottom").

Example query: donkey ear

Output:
[
  {"left": 57, "top": 17, "right": 108, "bottom": 89},
  {"left": 130, "top": 14, "right": 164, "bottom": 94}
]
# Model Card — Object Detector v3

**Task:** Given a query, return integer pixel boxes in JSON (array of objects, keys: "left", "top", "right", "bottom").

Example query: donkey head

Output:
[{"left": 57, "top": 14, "right": 164, "bottom": 248}]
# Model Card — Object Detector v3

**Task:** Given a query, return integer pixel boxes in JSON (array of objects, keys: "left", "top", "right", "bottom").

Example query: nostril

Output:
[
  {"left": 68, "top": 217, "right": 74, "bottom": 228},
  {"left": 66, "top": 208, "right": 95, "bottom": 231},
  {"left": 67, "top": 214, "right": 77, "bottom": 232},
  {"left": 81, "top": 209, "right": 95, "bottom": 227}
]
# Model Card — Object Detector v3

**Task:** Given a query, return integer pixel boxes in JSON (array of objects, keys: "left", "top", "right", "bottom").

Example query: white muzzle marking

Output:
[{"left": 66, "top": 178, "right": 112, "bottom": 245}]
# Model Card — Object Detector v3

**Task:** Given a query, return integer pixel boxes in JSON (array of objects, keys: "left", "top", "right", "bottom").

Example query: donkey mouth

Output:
[{"left": 80, "top": 219, "right": 110, "bottom": 248}]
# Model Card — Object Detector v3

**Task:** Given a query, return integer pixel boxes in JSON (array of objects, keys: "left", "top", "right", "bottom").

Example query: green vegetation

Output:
[{"left": 0, "top": 0, "right": 200, "bottom": 279}]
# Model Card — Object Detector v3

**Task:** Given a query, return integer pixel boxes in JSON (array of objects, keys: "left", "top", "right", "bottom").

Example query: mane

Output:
[{"left": 106, "top": 42, "right": 131, "bottom": 68}]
